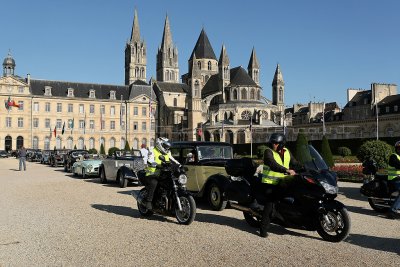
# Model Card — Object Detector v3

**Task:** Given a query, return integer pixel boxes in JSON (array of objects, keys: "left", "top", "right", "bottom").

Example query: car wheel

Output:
[
  {"left": 99, "top": 167, "right": 107, "bottom": 184},
  {"left": 119, "top": 172, "right": 128, "bottom": 188},
  {"left": 207, "top": 182, "right": 228, "bottom": 211}
]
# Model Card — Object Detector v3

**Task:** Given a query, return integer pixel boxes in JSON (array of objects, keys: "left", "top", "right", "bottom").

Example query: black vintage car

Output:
[
  {"left": 0, "top": 150, "right": 9, "bottom": 158},
  {"left": 64, "top": 150, "right": 89, "bottom": 172},
  {"left": 49, "top": 149, "right": 69, "bottom": 167}
]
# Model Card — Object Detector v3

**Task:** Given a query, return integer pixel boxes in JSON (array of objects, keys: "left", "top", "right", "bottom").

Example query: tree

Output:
[
  {"left": 100, "top": 143, "right": 105, "bottom": 155},
  {"left": 337, "top": 147, "right": 352, "bottom": 157},
  {"left": 256, "top": 145, "right": 268, "bottom": 159},
  {"left": 357, "top": 140, "right": 392, "bottom": 169},
  {"left": 124, "top": 141, "right": 131, "bottom": 151},
  {"left": 321, "top": 135, "right": 334, "bottom": 167},
  {"left": 74, "top": 144, "right": 77, "bottom": 149},
  {"left": 294, "top": 131, "right": 311, "bottom": 164},
  {"left": 88, "top": 148, "right": 98, "bottom": 154},
  {"left": 108, "top": 147, "right": 119, "bottom": 156}
]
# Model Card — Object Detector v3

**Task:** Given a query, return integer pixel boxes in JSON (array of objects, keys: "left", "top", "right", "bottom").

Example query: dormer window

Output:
[
  {"left": 67, "top": 88, "right": 74, "bottom": 97},
  {"left": 44, "top": 86, "right": 52, "bottom": 96},
  {"left": 89, "top": 89, "right": 96, "bottom": 99},
  {"left": 363, "top": 98, "right": 368, "bottom": 105},
  {"left": 110, "top": 91, "right": 116, "bottom": 100}
]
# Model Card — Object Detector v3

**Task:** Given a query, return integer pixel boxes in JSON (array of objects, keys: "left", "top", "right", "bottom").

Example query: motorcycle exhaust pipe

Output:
[
  {"left": 131, "top": 191, "right": 139, "bottom": 200},
  {"left": 230, "top": 203, "right": 260, "bottom": 217}
]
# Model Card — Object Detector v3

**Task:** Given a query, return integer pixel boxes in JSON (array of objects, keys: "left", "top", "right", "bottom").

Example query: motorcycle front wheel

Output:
[
  {"left": 175, "top": 195, "right": 196, "bottom": 225},
  {"left": 316, "top": 207, "right": 350, "bottom": 242}
]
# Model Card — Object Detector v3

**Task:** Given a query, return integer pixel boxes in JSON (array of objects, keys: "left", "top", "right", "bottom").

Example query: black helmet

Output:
[
  {"left": 269, "top": 133, "right": 286, "bottom": 145},
  {"left": 395, "top": 141, "right": 400, "bottom": 153}
]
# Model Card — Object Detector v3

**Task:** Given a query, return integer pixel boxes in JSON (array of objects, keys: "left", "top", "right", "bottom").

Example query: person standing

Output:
[
  {"left": 140, "top": 144, "right": 149, "bottom": 165},
  {"left": 18, "top": 146, "right": 27, "bottom": 171}
]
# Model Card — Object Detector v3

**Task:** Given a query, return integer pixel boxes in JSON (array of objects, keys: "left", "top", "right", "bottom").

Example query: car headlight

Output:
[
  {"left": 86, "top": 165, "right": 93, "bottom": 171},
  {"left": 178, "top": 174, "right": 187, "bottom": 185},
  {"left": 320, "top": 181, "right": 338, "bottom": 194}
]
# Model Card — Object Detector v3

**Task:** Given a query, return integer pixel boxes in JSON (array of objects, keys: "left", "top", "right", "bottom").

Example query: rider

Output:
[
  {"left": 141, "top": 137, "right": 179, "bottom": 210},
  {"left": 258, "top": 133, "right": 299, "bottom": 237},
  {"left": 387, "top": 141, "right": 400, "bottom": 216}
]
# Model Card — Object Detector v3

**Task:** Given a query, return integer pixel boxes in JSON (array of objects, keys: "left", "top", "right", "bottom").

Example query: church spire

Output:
[
  {"left": 157, "top": 14, "right": 179, "bottom": 83},
  {"left": 218, "top": 44, "right": 230, "bottom": 66},
  {"left": 272, "top": 63, "right": 284, "bottom": 86},
  {"left": 272, "top": 63, "right": 285, "bottom": 107},
  {"left": 248, "top": 47, "right": 260, "bottom": 85},
  {"left": 130, "top": 8, "right": 141, "bottom": 42},
  {"left": 189, "top": 28, "right": 217, "bottom": 60}
]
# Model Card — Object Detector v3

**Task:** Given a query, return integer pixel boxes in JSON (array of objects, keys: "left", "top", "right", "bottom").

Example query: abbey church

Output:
[{"left": 0, "top": 8, "right": 284, "bottom": 151}]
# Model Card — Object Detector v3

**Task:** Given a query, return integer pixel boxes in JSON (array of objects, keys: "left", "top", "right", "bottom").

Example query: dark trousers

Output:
[
  {"left": 144, "top": 174, "right": 161, "bottom": 202},
  {"left": 390, "top": 178, "right": 400, "bottom": 210}
]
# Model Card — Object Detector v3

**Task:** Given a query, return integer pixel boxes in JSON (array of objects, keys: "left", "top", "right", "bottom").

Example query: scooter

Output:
[
  {"left": 225, "top": 145, "right": 351, "bottom": 242},
  {"left": 360, "top": 159, "right": 399, "bottom": 214}
]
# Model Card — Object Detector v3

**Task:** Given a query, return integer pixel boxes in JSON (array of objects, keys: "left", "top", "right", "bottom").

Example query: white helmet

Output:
[{"left": 156, "top": 137, "right": 171, "bottom": 155}]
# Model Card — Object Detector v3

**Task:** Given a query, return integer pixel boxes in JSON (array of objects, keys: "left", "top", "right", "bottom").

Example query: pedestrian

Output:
[
  {"left": 140, "top": 144, "right": 149, "bottom": 165},
  {"left": 18, "top": 146, "right": 27, "bottom": 171}
]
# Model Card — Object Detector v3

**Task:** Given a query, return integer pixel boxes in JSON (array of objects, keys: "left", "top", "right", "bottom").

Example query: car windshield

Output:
[
  {"left": 197, "top": 145, "right": 233, "bottom": 160},
  {"left": 296, "top": 145, "right": 328, "bottom": 171}
]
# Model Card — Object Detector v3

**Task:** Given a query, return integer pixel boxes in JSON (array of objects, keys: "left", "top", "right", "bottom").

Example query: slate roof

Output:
[
  {"left": 153, "top": 81, "right": 190, "bottom": 94},
  {"left": 201, "top": 74, "right": 219, "bottom": 98},
  {"left": 132, "top": 80, "right": 149, "bottom": 86},
  {"left": 128, "top": 84, "right": 155, "bottom": 100},
  {"left": 229, "top": 66, "right": 258, "bottom": 87},
  {"left": 379, "top": 95, "right": 400, "bottom": 106},
  {"left": 30, "top": 79, "right": 130, "bottom": 100},
  {"left": 189, "top": 28, "right": 217, "bottom": 60},
  {"left": 344, "top": 90, "right": 371, "bottom": 108}
]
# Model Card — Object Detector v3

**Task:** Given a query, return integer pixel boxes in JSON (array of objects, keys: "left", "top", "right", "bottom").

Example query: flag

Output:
[
  {"left": 53, "top": 126, "right": 57, "bottom": 137},
  {"left": 62, "top": 121, "right": 65, "bottom": 135},
  {"left": 70, "top": 118, "right": 74, "bottom": 134},
  {"left": 4, "top": 96, "right": 11, "bottom": 111}
]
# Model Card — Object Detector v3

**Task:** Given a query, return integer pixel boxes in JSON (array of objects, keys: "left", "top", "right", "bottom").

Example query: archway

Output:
[
  {"left": 16, "top": 136, "right": 24, "bottom": 149},
  {"left": 5, "top": 135, "right": 12, "bottom": 151},
  {"left": 213, "top": 130, "right": 220, "bottom": 142},
  {"left": 237, "top": 131, "right": 246, "bottom": 144},
  {"left": 224, "top": 130, "right": 233, "bottom": 144}
]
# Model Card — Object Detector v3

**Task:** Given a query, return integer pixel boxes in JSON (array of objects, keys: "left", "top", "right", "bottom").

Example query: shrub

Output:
[
  {"left": 321, "top": 135, "right": 334, "bottom": 168},
  {"left": 294, "top": 131, "right": 311, "bottom": 164},
  {"left": 337, "top": 147, "right": 351, "bottom": 157},
  {"left": 100, "top": 144, "right": 105, "bottom": 155},
  {"left": 357, "top": 140, "right": 392, "bottom": 169},
  {"left": 108, "top": 147, "right": 119, "bottom": 156},
  {"left": 88, "top": 148, "right": 98, "bottom": 154},
  {"left": 257, "top": 145, "right": 268, "bottom": 159},
  {"left": 124, "top": 141, "right": 131, "bottom": 151}
]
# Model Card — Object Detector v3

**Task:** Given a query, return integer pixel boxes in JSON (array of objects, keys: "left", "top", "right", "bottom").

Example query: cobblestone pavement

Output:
[{"left": 0, "top": 158, "right": 399, "bottom": 266}]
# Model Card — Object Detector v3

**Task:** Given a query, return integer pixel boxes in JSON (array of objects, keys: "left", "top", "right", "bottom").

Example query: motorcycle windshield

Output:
[{"left": 297, "top": 145, "right": 329, "bottom": 171}]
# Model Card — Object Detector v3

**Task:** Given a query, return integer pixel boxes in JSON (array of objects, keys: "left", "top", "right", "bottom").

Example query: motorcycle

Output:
[
  {"left": 360, "top": 159, "right": 399, "bottom": 214},
  {"left": 224, "top": 145, "right": 351, "bottom": 242},
  {"left": 132, "top": 155, "right": 196, "bottom": 225}
]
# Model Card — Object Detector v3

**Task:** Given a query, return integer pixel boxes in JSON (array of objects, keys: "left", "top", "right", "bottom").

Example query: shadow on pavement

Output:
[
  {"left": 346, "top": 233, "right": 400, "bottom": 255},
  {"left": 345, "top": 204, "right": 391, "bottom": 219},
  {"left": 338, "top": 185, "right": 366, "bottom": 202}
]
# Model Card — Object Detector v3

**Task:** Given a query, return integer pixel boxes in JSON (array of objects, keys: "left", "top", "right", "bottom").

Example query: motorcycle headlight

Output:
[
  {"left": 178, "top": 174, "right": 187, "bottom": 185},
  {"left": 320, "top": 181, "right": 338, "bottom": 194}
]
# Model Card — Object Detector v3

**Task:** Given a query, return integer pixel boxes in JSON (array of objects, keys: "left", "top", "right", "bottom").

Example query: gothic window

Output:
[
  {"left": 262, "top": 110, "right": 269, "bottom": 119},
  {"left": 194, "top": 80, "right": 200, "bottom": 97},
  {"left": 170, "top": 71, "right": 174, "bottom": 81},
  {"left": 208, "top": 61, "right": 211, "bottom": 70},
  {"left": 166, "top": 70, "right": 169, "bottom": 81},
  {"left": 241, "top": 88, "right": 247, "bottom": 100},
  {"left": 233, "top": 89, "right": 238, "bottom": 100},
  {"left": 241, "top": 110, "right": 251, "bottom": 120},
  {"left": 257, "top": 90, "right": 260, "bottom": 100},
  {"left": 135, "top": 67, "right": 139, "bottom": 77},
  {"left": 205, "top": 75, "right": 209, "bottom": 82},
  {"left": 174, "top": 98, "right": 177, "bottom": 107},
  {"left": 197, "top": 61, "right": 201, "bottom": 70},
  {"left": 225, "top": 89, "right": 230, "bottom": 101},
  {"left": 250, "top": 89, "right": 255, "bottom": 99},
  {"left": 279, "top": 87, "right": 283, "bottom": 102}
]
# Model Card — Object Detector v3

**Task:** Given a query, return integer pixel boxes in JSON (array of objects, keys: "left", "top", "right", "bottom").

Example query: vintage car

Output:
[
  {"left": 170, "top": 141, "right": 233, "bottom": 210},
  {"left": 40, "top": 150, "right": 52, "bottom": 164},
  {"left": 49, "top": 149, "right": 69, "bottom": 167},
  {"left": 0, "top": 150, "right": 9, "bottom": 158},
  {"left": 99, "top": 150, "right": 145, "bottom": 188},
  {"left": 72, "top": 156, "right": 102, "bottom": 178},
  {"left": 64, "top": 150, "right": 89, "bottom": 172}
]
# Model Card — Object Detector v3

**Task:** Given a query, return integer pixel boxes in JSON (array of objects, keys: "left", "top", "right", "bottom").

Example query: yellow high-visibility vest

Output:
[
  {"left": 387, "top": 153, "right": 400, "bottom": 181},
  {"left": 145, "top": 148, "right": 170, "bottom": 176},
  {"left": 261, "top": 148, "right": 291, "bottom": 184}
]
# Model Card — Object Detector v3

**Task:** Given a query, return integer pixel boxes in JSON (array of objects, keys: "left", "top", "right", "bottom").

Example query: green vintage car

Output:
[{"left": 170, "top": 141, "right": 233, "bottom": 210}]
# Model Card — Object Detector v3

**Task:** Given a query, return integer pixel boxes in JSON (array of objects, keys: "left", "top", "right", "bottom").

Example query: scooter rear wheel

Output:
[
  {"left": 368, "top": 198, "right": 390, "bottom": 213},
  {"left": 316, "top": 207, "right": 350, "bottom": 242}
]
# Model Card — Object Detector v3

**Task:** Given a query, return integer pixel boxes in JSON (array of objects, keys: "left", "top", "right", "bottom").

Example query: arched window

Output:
[
  {"left": 135, "top": 67, "right": 139, "bottom": 77},
  {"left": 142, "top": 138, "right": 147, "bottom": 147},
  {"left": 225, "top": 89, "right": 230, "bottom": 101},
  {"left": 241, "top": 88, "right": 247, "bottom": 100},
  {"left": 197, "top": 61, "right": 201, "bottom": 70},
  {"left": 32, "top": 136, "right": 39, "bottom": 149},
  {"left": 194, "top": 80, "right": 200, "bottom": 97},
  {"left": 205, "top": 75, "right": 209, "bottom": 82},
  {"left": 56, "top": 137, "right": 62, "bottom": 149},
  {"left": 100, "top": 137, "right": 105, "bottom": 146},
  {"left": 233, "top": 89, "right": 238, "bottom": 100},
  {"left": 78, "top": 138, "right": 84, "bottom": 149},
  {"left": 166, "top": 70, "right": 169, "bottom": 81},
  {"left": 279, "top": 87, "right": 283, "bottom": 102},
  {"left": 141, "top": 68, "right": 145, "bottom": 78},
  {"left": 150, "top": 138, "right": 155, "bottom": 147},
  {"left": 17, "top": 136, "right": 24, "bottom": 149},
  {"left": 120, "top": 138, "right": 125, "bottom": 149},
  {"left": 133, "top": 138, "right": 139, "bottom": 149},
  {"left": 257, "top": 90, "right": 261, "bottom": 100},
  {"left": 170, "top": 70, "right": 174, "bottom": 81},
  {"left": 110, "top": 138, "right": 116, "bottom": 148},
  {"left": 67, "top": 137, "right": 73, "bottom": 149},
  {"left": 89, "top": 138, "right": 95, "bottom": 149},
  {"left": 173, "top": 98, "right": 177, "bottom": 107},
  {"left": 208, "top": 61, "right": 212, "bottom": 70},
  {"left": 44, "top": 137, "right": 50, "bottom": 150},
  {"left": 250, "top": 89, "right": 255, "bottom": 99}
]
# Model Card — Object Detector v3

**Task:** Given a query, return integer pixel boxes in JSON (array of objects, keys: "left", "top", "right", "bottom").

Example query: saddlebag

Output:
[
  {"left": 225, "top": 180, "right": 253, "bottom": 204},
  {"left": 360, "top": 180, "right": 388, "bottom": 197}
]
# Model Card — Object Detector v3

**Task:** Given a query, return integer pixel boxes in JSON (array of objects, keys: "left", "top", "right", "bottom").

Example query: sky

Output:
[{"left": 1, "top": 0, "right": 399, "bottom": 108}]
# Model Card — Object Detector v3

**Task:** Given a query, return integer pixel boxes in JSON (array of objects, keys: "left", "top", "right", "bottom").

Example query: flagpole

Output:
[{"left": 322, "top": 102, "right": 326, "bottom": 137}]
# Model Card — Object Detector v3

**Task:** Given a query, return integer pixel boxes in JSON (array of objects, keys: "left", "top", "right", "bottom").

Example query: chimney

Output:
[{"left": 27, "top": 74, "right": 31, "bottom": 86}]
